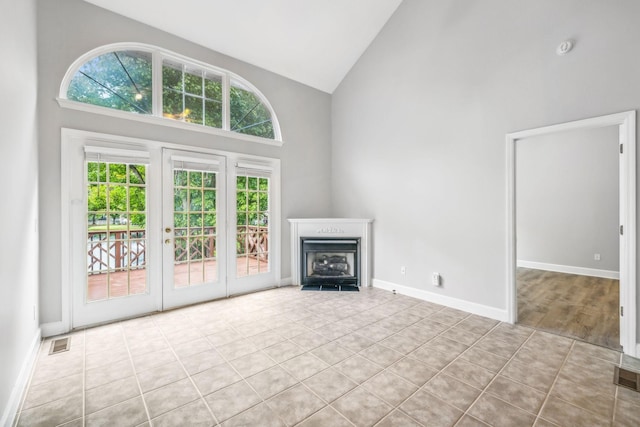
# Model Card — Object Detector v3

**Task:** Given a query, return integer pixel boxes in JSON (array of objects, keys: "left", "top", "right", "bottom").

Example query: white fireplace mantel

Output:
[{"left": 288, "top": 218, "right": 373, "bottom": 287}]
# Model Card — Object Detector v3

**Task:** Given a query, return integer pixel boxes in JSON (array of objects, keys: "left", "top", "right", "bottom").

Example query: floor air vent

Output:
[
  {"left": 614, "top": 366, "right": 640, "bottom": 392},
  {"left": 49, "top": 337, "right": 70, "bottom": 355}
]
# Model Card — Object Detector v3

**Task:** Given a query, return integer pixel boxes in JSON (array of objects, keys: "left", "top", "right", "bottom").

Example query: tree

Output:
[
  {"left": 67, "top": 50, "right": 274, "bottom": 139},
  {"left": 68, "top": 51, "right": 152, "bottom": 114}
]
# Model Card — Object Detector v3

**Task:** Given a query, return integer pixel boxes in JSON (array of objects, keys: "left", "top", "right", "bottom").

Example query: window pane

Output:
[
  {"left": 184, "top": 69, "right": 203, "bottom": 96},
  {"left": 128, "top": 164, "right": 146, "bottom": 184},
  {"left": 163, "top": 92, "right": 182, "bottom": 122},
  {"left": 204, "top": 214, "right": 216, "bottom": 227},
  {"left": 189, "top": 189, "right": 202, "bottom": 210},
  {"left": 230, "top": 79, "right": 274, "bottom": 139},
  {"left": 204, "top": 100, "right": 222, "bottom": 128},
  {"left": 189, "top": 171, "right": 202, "bottom": 187},
  {"left": 174, "top": 170, "right": 188, "bottom": 187},
  {"left": 185, "top": 95, "right": 203, "bottom": 125},
  {"left": 174, "top": 189, "right": 187, "bottom": 211},
  {"left": 204, "top": 72, "right": 222, "bottom": 100},
  {"left": 163, "top": 62, "right": 182, "bottom": 91},
  {"left": 203, "top": 172, "right": 216, "bottom": 188},
  {"left": 129, "top": 187, "right": 146, "bottom": 211},
  {"left": 68, "top": 51, "right": 152, "bottom": 114},
  {"left": 203, "top": 190, "right": 216, "bottom": 210}
]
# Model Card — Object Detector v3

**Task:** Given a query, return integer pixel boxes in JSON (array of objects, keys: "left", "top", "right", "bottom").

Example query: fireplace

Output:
[
  {"left": 301, "top": 237, "right": 360, "bottom": 290},
  {"left": 288, "top": 218, "right": 373, "bottom": 288}
]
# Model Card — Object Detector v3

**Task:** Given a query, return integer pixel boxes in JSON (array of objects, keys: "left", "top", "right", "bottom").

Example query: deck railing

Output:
[
  {"left": 87, "top": 226, "right": 268, "bottom": 272},
  {"left": 87, "top": 229, "right": 146, "bottom": 274}
]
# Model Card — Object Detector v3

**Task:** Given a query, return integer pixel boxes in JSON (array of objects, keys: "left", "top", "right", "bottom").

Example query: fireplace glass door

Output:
[{"left": 301, "top": 238, "right": 359, "bottom": 288}]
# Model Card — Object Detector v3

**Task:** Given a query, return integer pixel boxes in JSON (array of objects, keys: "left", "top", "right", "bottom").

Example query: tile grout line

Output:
[
  {"left": 120, "top": 322, "right": 154, "bottom": 426},
  {"left": 610, "top": 351, "right": 623, "bottom": 425},
  {"left": 531, "top": 338, "right": 576, "bottom": 426},
  {"left": 333, "top": 304, "right": 478, "bottom": 426},
  {"left": 200, "top": 319, "right": 275, "bottom": 425},
  {"left": 345, "top": 311, "right": 492, "bottom": 426},
  {"left": 207, "top": 291, "right": 404, "bottom": 426},
  {"left": 427, "top": 316, "right": 510, "bottom": 426},
  {"left": 210, "top": 314, "right": 342, "bottom": 426},
  {"left": 541, "top": 341, "right": 624, "bottom": 425},
  {"left": 306, "top": 295, "right": 426, "bottom": 427},
  {"left": 153, "top": 312, "right": 221, "bottom": 425},
  {"left": 452, "top": 324, "right": 542, "bottom": 424},
  {"left": 315, "top": 297, "right": 436, "bottom": 426}
]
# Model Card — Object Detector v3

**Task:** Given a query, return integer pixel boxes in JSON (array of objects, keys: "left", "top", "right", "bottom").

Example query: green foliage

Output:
[
  {"left": 236, "top": 175, "right": 269, "bottom": 226},
  {"left": 87, "top": 162, "right": 147, "bottom": 228},
  {"left": 173, "top": 170, "right": 217, "bottom": 230},
  {"left": 68, "top": 51, "right": 152, "bottom": 114},
  {"left": 162, "top": 63, "right": 223, "bottom": 128},
  {"left": 68, "top": 51, "right": 275, "bottom": 139},
  {"left": 230, "top": 84, "right": 274, "bottom": 139}
]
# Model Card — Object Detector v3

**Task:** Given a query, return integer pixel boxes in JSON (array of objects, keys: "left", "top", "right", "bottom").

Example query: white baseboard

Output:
[
  {"left": 278, "top": 276, "right": 293, "bottom": 286},
  {"left": 372, "top": 279, "right": 509, "bottom": 322},
  {"left": 517, "top": 260, "right": 620, "bottom": 280},
  {"left": 1, "top": 328, "right": 41, "bottom": 427},
  {"left": 40, "top": 321, "right": 68, "bottom": 338}
]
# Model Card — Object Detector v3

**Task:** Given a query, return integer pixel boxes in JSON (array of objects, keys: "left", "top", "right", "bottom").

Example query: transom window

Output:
[{"left": 60, "top": 44, "right": 280, "bottom": 142}]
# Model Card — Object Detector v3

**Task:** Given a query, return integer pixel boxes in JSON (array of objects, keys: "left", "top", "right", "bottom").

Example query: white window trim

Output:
[{"left": 57, "top": 42, "right": 283, "bottom": 146}]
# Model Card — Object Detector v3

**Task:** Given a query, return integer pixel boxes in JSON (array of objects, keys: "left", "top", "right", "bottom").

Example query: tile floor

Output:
[{"left": 14, "top": 286, "right": 640, "bottom": 426}]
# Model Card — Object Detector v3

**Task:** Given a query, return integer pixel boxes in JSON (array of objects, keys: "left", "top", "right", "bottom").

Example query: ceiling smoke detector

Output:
[{"left": 556, "top": 39, "right": 574, "bottom": 56}]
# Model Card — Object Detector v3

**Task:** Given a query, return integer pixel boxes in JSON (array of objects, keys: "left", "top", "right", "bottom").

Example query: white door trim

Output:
[{"left": 506, "top": 111, "right": 637, "bottom": 356}]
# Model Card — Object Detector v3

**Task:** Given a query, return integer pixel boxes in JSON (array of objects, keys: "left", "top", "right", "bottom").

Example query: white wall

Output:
[
  {"left": 332, "top": 0, "right": 640, "bottom": 335},
  {"left": 36, "top": 0, "right": 333, "bottom": 327},
  {"left": 0, "top": 0, "right": 41, "bottom": 423},
  {"left": 516, "top": 126, "right": 619, "bottom": 273}
]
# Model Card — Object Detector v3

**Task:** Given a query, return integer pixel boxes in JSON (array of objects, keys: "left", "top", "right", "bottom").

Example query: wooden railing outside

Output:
[
  {"left": 87, "top": 229, "right": 146, "bottom": 273},
  {"left": 87, "top": 226, "right": 269, "bottom": 271}
]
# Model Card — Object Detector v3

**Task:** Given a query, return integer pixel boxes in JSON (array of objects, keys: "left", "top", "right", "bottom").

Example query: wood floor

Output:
[{"left": 517, "top": 267, "right": 620, "bottom": 350}]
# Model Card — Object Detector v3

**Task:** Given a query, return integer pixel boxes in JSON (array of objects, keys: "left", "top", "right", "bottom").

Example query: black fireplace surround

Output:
[{"left": 300, "top": 237, "right": 360, "bottom": 290}]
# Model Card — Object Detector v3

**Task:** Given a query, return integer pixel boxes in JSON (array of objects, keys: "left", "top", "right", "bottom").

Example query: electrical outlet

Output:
[
  {"left": 432, "top": 272, "right": 440, "bottom": 286},
  {"left": 400, "top": 266, "right": 406, "bottom": 275},
  {"left": 594, "top": 253, "right": 601, "bottom": 261}
]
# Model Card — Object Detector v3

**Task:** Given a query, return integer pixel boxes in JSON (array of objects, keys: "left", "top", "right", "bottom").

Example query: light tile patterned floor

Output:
[{"left": 14, "top": 286, "right": 640, "bottom": 426}]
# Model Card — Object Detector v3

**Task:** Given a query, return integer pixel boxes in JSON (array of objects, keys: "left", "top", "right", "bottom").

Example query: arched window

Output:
[{"left": 59, "top": 43, "right": 281, "bottom": 143}]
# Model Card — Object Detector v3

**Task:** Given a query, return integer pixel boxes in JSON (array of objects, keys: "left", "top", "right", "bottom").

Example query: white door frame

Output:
[
  {"left": 60, "top": 128, "right": 281, "bottom": 332},
  {"left": 506, "top": 111, "right": 637, "bottom": 356}
]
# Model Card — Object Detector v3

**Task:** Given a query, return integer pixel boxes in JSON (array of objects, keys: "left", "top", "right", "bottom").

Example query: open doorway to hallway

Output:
[{"left": 510, "top": 119, "right": 628, "bottom": 352}]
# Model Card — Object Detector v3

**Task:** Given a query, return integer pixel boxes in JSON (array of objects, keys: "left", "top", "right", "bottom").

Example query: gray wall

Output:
[
  {"left": 517, "top": 126, "right": 619, "bottom": 272},
  {"left": 37, "top": 0, "right": 332, "bottom": 324},
  {"left": 332, "top": 0, "right": 640, "bottom": 334},
  {"left": 0, "top": 0, "right": 40, "bottom": 422}
]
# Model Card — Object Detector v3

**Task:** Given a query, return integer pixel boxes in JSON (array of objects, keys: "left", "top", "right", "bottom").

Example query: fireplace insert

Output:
[{"left": 300, "top": 237, "right": 359, "bottom": 290}]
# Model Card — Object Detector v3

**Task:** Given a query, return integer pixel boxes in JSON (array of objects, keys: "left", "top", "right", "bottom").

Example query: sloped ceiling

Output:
[{"left": 83, "top": 0, "right": 403, "bottom": 93}]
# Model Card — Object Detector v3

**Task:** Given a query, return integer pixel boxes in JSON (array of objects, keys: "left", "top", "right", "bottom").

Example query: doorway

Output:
[
  {"left": 506, "top": 111, "right": 637, "bottom": 357},
  {"left": 62, "top": 129, "right": 280, "bottom": 329}
]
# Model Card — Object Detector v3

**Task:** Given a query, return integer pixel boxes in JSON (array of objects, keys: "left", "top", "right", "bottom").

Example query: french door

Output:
[
  {"left": 162, "top": 150, "right": 226, "bottom": 309},
  {"left": 65, "top": 130, "right": 279, "bottom": 329}
]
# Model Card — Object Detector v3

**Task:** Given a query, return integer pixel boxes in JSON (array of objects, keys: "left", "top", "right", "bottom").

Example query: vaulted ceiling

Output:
[{"left": 83, "top": 0, "right": 403, "bottom": 93}]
